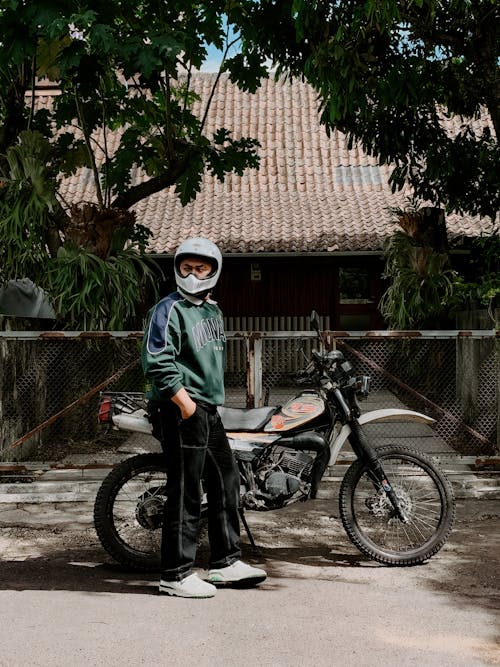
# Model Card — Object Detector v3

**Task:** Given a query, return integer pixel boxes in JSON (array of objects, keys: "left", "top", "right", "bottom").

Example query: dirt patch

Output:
[{"left": 1, "top": 498, "right": 499, "bottom": 594}]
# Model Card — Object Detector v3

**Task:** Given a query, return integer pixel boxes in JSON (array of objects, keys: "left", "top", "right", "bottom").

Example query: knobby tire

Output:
[
  {"left": 339, "top": 445, "right": 455, "bottom": 566},
  {"left": 94, "top": 453, "right": 165, "bottom": 571}
]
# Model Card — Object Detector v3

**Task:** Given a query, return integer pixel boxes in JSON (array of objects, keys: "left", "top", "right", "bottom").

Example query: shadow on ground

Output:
[{"left": 0, "top": 498, "right": 498, "bottom": 619}]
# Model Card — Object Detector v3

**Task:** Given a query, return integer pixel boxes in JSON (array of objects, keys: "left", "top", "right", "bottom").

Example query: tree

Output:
[
  {"left": 378, "top": 205, "right": 456, "bottom": 328},
  {"left": 234, "top": 0, "right": 499, "bottom": 220},
  {"left": 448, "top": 231, "right": 500, "bottom": 326},
  {"left": 0, "top": 0, "right": 262, "bottom": 329},
  {"left": 2, "top": 2, "right": 498, "bottom": 328}
]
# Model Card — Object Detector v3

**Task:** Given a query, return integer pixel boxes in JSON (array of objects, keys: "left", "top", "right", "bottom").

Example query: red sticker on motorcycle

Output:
[
  {"left": 290, "top": 402, "right": 319, "bottom": 413},
  {"left": 270, "top": 415, "right": 286, "bottom": 429}
]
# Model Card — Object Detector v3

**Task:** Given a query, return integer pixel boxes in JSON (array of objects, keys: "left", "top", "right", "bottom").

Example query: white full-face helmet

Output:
[{"left": 174, "top": 237, "right": 222, "bottom": 298}]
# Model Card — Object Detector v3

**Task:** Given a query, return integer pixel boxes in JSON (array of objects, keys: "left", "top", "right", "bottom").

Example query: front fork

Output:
[{"left": 348, "top": 420, "right": 409, "bottom": 523}]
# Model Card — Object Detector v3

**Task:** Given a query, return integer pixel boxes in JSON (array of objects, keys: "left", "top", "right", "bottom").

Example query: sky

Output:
[
  {"left": 200, "top": 44, "right": 225, "bottom": 72},
  {"left": 199, "top": 18, "right": 241, "bottom": 72}
]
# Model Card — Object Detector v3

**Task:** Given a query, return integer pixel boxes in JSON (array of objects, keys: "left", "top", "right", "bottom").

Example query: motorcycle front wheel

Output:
[
  {"left": 339, "top": 445, "right": 455, "bottom": 566},
  {"left": 94, "top": 453, "right": 166, "bottom": 571}
]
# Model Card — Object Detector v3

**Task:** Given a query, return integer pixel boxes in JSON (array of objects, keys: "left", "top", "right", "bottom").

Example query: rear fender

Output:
[{"left": 328, "top": 409, "right": 435, "bottom": 465}]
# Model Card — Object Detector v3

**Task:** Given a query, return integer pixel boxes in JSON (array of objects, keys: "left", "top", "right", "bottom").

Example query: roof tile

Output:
[{"left": 35, "top": 74, "right": 495, "bottom": 254}]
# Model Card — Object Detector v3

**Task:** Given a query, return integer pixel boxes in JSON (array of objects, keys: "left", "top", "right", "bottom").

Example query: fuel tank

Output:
[{"left": 263, "top": 391, "right": 326, "bottom": 433}]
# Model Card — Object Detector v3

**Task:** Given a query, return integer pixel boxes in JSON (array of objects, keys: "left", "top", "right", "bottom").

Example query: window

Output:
[{"left": 339, "top": 267, "right": 373, "bottom": 304}]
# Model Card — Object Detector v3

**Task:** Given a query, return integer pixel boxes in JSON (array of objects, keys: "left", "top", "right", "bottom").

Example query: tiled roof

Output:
[{"left": 36, "top": 74, "right": 494, "bottom": 254}]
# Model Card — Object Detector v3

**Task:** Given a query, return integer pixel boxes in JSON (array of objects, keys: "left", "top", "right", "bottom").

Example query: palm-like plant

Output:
[
  {"left": 0, "top": 130, "right": 160, "bottom": 329},
  {"left": 379, "top": 227, "right": 456, "bottom": 330},
  {"left": 0, "top": 131, "right": 58, "bottom": 286},
  {"left": 48, "top": 241, "right": 159, "bottom": 331}
]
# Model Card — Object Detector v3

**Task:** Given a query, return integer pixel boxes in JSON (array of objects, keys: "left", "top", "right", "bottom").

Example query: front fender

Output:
[{"left": 328, "top": 408, "right": 435, "bottom": 465}]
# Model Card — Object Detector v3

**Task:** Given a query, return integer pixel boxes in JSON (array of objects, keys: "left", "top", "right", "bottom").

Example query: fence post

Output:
[
  {"left": 456, "top": 310, "right": 499, "bottom": 448},
  {"left": 246, "top": 333, "right": 263, "bottom": 407},
  {"left": 497, "top": 341, "right": 500, "bottom": 450}
]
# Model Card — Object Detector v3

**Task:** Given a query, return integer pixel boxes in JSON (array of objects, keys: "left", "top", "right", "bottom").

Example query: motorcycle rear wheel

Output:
[
  {"left": 94, "top": 453, "right": 165, "bottom": 571},
  {"left": 339, "top": 445, "right": 455, "bottom": 566}
]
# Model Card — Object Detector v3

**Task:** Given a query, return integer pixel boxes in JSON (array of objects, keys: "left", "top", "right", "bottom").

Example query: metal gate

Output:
[{"left": 0, "top": 329, "right": 498, "bottom": 462}]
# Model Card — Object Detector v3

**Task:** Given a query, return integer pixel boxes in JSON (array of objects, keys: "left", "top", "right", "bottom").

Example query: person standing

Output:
[{"left": 142, "top": 237, "right": 267, "bottom": 598}]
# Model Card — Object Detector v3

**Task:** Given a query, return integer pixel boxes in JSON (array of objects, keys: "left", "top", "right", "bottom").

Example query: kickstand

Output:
[{"left": 238, "top": 507, "right": 257, "bottom": 548}]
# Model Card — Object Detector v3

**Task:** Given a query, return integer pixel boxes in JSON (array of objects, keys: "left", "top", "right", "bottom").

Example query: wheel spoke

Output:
[
  {"left": 111, "top": 471, "right": 165, "bottom": 554},
  {"left": 340, "top": 446, "right": 454, "bottom": 564}
]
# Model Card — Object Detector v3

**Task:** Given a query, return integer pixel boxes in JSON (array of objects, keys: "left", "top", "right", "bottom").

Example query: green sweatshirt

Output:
[{"left": 141, "top": 291, "right": 226, "bottom": 406}]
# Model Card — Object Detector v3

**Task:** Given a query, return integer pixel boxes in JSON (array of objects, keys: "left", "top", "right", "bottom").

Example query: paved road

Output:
[{"left": 0, "top": 496, "right": 499, "bottom": 667}]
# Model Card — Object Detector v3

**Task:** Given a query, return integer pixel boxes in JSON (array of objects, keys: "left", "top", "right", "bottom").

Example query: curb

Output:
[
  {"left": 0, "top": 456, "right": 499, "bottom": 529},
  {"left": 0, "top": 473, "right": 498, "bottom": 528}
]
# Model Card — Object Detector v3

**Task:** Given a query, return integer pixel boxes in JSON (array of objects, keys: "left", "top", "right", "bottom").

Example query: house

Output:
[{"left": 35, "top": 74, "right": 495, "bottom": 329}]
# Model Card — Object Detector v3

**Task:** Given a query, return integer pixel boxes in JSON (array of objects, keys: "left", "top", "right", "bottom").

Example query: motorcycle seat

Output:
[{"left": 218, "top": 405, "right": 279, "bottom": 432}]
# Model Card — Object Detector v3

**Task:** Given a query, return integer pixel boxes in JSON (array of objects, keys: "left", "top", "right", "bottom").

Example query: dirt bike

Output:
[{"left": 94, "top": 311, "right": 455, "bottom": 571}]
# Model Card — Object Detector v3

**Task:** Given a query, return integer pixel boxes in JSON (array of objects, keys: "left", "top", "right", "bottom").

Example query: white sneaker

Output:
[
  {"left": 159, "top": 573, "right": 216, "bottom": 598},
  {"left": 207, "top": 560, "right": 267, "bottom": 587}
]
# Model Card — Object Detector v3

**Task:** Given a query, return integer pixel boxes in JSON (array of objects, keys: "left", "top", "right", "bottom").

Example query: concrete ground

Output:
[
  {"left": 1, "top": 395, "right": 498, "bottom": 666},
  {"left": 0, "top": 491, "right": 499, "bottom": 667}
]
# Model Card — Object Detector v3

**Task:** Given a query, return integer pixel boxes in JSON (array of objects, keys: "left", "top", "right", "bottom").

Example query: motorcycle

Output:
[{"left": 94, "top": 311, "right": 455, "bottom": 570}]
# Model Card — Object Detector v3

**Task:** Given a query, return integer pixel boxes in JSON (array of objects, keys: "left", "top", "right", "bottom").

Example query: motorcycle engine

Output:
[{"left": 249, "top": 446, "right": 315, "bottom": 509}]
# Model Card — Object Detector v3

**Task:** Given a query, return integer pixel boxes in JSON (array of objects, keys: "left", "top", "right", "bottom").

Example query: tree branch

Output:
[
  {"left": 110, "top": 153, "right": 190, "bottom": 210},
  {"left": 199, "top": 35, "right": 240, "bottom": 136},
  {"left": 73, "top": 86, "right": 104, "bottom": 207}
]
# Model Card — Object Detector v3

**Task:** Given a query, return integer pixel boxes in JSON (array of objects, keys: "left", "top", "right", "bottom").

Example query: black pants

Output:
[{"left": 152, "top": 401, "right": 241, "bottom": 581}]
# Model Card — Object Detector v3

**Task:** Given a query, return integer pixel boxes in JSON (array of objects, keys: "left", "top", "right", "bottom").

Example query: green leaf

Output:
[
  {"left": 36, "top": 36, "right": 72, "bottom": 80},
  {"left": 174, "top": 150, "right": 205, "bottom": 205}
]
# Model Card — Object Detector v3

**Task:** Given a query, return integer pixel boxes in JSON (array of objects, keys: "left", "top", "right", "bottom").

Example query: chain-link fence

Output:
[
  {"left": 0, "top": 329, "right": 498, "bottom": 462},
  {"left": 250, "top": 331, "right": 498, "bottom": 457}
]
